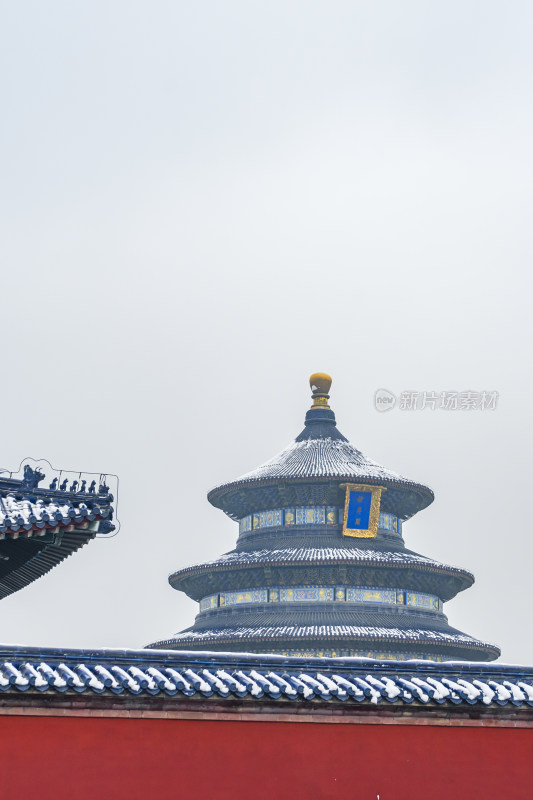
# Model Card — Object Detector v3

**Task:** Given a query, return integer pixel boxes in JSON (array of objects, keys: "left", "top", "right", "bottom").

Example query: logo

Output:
[{"left": 374, "top": 389, "right": 396, "bottom": 412}]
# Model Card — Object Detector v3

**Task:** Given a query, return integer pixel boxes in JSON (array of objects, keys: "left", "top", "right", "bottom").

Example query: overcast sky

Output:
[{"left": 0, "top": 1, "right": 531, "bottom": 664}]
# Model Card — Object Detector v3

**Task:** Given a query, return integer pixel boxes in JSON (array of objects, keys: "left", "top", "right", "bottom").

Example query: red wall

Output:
[{"left": 1, "top": 715, "right": 531, "bottom": 799}]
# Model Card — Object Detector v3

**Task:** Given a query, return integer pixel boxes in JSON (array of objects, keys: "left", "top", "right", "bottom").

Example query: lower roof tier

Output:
[
  {"left": 169, "top": 542, "right": 474, "bottom": 603},
  {"left": 149, "top": 607, "right": 499, "bottom": 662}
]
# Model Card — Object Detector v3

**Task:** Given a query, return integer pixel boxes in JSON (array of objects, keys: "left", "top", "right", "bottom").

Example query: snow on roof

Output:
[
  {"left": 235, "top": 437, "right": 413, "bottom": 484},
  {"left": 172, "top": 545, "right": 472, "bottom": 579},
  {"left": 0, "top": 493, "right": 113, "bottom": 536},
  {"left": 165, "top": 624, "right": 486, "bottom": 646}
]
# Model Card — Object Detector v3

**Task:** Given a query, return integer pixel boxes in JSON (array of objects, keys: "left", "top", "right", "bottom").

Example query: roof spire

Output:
[{"left": 309, "top": 373, "right": 332, "bottom": 410}]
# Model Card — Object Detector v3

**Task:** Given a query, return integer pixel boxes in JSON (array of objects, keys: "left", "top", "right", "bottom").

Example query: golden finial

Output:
[{"left": 309, "top": 373, "right": 332, "bottom": 409}]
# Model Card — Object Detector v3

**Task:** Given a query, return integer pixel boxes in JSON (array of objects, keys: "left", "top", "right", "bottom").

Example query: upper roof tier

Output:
[{"left": 208, "top": 374, "right": 434, "bottom": 521}]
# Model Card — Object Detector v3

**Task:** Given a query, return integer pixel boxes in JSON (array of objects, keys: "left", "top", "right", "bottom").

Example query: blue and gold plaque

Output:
[{"left": 341, "top": 483, "right": 386, "bottom": 538}]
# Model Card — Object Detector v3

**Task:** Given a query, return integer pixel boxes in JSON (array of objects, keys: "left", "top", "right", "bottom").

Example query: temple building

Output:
[
  {"left": 150, "top": 374, "right": 499, "bottom": 662},
  {"left": 0, "top": 464, "right": 115, "bottom": 599}
]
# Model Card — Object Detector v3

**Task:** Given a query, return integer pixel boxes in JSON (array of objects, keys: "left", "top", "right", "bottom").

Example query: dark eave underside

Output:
[{"left": 0, "top": 528, "right": 97, "bottom": 600}]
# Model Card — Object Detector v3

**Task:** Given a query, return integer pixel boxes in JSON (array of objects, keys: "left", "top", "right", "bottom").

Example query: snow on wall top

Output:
[{"left": 0, "top": 643, "right": 527, "bottom": 707}]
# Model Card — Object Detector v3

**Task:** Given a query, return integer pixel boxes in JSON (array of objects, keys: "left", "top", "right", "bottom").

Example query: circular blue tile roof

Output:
[{"left": 208, "top": 407, "right": 434, "bottom": 520}]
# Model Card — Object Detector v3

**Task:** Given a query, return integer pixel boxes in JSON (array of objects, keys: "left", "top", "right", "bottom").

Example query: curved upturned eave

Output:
[{"left": 168, "top": 548, "right": 474, "bottom": 603}]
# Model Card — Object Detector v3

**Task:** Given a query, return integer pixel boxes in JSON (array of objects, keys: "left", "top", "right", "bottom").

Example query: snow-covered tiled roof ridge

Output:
[
  {"left": 170, "top": 545, "right": 473, "bottom": 579},
  {"left": 0, "top": 492, "right": 114, "bottom": 536},
  {"left": 0, "top": 644, "right": 528, "bottom": 708}
]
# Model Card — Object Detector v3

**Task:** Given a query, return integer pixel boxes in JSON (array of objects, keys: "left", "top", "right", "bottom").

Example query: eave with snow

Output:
[{"left": 0, "top": 467, "right": 115, "bottom": 599}]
